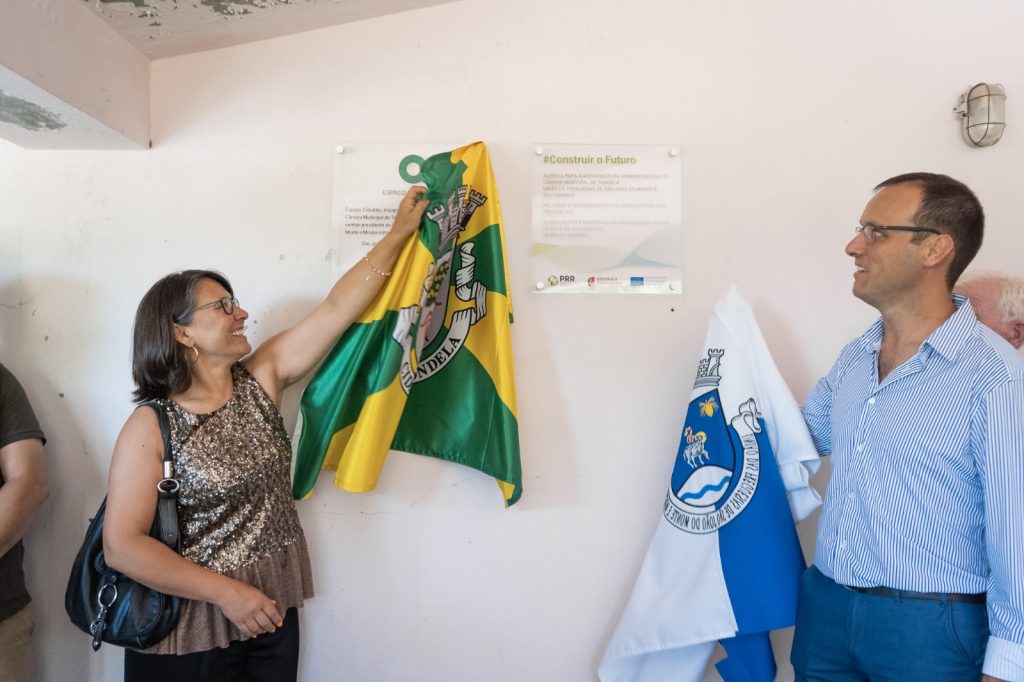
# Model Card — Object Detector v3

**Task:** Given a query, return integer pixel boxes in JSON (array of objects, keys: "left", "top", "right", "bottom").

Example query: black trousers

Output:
[{"left": 124, "top": 607, "right": 300, "bottom": 682}]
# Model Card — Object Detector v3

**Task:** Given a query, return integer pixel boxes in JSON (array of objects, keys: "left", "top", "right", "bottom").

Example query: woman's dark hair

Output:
[{"left": 131, "top": 269, "right": 234, "bottom": 402}]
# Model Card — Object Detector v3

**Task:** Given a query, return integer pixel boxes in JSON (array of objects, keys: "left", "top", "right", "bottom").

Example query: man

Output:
[
  {"left": 0, "top": 363, "right": 48, "bottom": 682},
  {"left": 956, "top": 271, "right": 1024, "bottom": 349},
  {"left": 791, "top": 173, "right": 1024, "bottom": 681}
]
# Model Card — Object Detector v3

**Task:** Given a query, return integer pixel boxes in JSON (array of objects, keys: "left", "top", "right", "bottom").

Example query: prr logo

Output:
[{"left": 559, "top": 275, "right": 576, "bottom": 284}]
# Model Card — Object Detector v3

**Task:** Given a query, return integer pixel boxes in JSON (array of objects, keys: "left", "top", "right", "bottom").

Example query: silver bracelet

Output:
[{"left": 363, "top": 254, "right": 392, "bottom": 279}]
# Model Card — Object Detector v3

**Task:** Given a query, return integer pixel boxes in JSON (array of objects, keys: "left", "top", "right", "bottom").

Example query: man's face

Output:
[
  {"left": 956, "top": 279, "right": 1018, "bottom": 346},
  {"left": 845, "top": 182, "right": 927, "bottom": 310}
]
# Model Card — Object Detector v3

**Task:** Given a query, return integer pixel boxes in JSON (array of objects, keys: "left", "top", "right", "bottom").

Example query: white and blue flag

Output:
[{"left": 599, "top": 287, "right": 822, "bottom": 682}]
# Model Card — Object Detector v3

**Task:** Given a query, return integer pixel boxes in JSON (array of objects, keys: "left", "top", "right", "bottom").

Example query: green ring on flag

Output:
[{"left": 398, "top": 154, "right": 425, "bottom": 183}]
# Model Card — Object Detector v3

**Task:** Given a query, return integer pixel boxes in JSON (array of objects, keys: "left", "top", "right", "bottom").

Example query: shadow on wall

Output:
[{"left": 0, "top": 275, "right": 113, "bottom": 680}]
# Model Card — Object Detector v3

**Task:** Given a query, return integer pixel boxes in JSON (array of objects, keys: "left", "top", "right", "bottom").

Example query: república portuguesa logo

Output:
[
  {"left": 664, "top": 349, "right": 763, "bottom": 534},
  {"left": 391, "top": 185, "right": 490, "bottom": 393}
]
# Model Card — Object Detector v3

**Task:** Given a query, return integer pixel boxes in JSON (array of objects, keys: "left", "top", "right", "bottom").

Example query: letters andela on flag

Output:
[{"left": 292, "top": 142, "right": 522, "bottom": 506}]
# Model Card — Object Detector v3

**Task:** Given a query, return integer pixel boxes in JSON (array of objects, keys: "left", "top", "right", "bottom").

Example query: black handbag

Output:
[{"left": 65, "top": 402, "right": 183, "bottom": 651}]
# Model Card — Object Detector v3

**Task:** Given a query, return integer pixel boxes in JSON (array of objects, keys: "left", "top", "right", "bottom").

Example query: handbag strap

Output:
[{"left": 142, "top": 402, "right": 180, "bottom": 551}]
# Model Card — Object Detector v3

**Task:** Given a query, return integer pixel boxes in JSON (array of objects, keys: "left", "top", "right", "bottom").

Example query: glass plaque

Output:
[{"left": 531, "top": 143, "right": 682, "bottom": 294}]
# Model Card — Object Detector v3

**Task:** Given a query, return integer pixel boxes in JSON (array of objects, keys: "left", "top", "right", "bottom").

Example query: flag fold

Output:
[
  {"left": 599, "top": 286, "right": 820, "bottom": 681},
  {"left": 292, "top": 141, "right": 522, "bottom": 506}
]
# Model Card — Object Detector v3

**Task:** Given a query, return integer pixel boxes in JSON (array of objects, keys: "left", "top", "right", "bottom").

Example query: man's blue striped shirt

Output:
[{"left": 803, "top": 296, "right": 1024, "bottom": 676}]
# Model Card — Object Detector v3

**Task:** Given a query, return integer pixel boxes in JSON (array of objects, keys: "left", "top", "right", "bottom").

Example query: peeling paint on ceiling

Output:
[
  {"left": 0, "top": 90, "right": 67, "bottom": 132},
  {"left": 81, "top": 0, "right": 459, "bottom": 59},
  {"left": 97, "top": 0, "right": 298, "bottom": 19}
]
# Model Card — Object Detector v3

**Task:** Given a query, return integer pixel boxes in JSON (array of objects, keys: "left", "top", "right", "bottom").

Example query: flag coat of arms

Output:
[
  {"left": 599, "top": 287, "right": 821, "bottom": 681},
  {"left": 292, "top": 142, "right": 522, "bottom": 506}
]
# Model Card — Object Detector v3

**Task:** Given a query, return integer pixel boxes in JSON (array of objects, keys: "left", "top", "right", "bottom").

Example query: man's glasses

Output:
[
  {"left": 855, "top": 224, "right": 941, "bottom": 243},
  {"left": 192, "top": 296, "right": 239, "bottom": 315}
]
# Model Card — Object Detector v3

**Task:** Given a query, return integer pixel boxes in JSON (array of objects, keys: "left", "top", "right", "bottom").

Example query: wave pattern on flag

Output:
[
  {"left": 292, "top": 142, "right": 521, "bottom": 506},
  {"left": 599, "top": 286, "right": 821, "bottom": 681}
]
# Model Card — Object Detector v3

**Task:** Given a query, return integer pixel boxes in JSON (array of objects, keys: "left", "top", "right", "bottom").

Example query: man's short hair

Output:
[
  {"left": 960, "top": 270, "right": 1024, "bottom": 326},
  {"left": 875, "top": 173, "right": 984, "bottom": 289}
]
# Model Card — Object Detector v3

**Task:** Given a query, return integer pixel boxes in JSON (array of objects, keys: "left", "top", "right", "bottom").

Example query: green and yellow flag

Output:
[{"left": 292, "top": 142, "right": 521, "bottom": 506}]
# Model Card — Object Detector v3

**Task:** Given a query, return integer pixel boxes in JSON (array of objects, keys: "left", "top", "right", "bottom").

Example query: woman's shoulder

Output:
[
  {"left": 127, "top": 400, "right": 164, "bottom": 426},
  {"left": 233, "top": 360, "right": 262, "bottom": 394},
  {"left": 113, "top": 402, "right": 166, "bottom": 463},
  {"left": 237, "top": 359, "right": 281, "bottom": 407}
]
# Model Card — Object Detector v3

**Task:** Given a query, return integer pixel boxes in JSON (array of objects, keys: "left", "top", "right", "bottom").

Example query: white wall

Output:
[
  {"left": 2, "top": 0, "right": 1024, "bottom": 679},
  {"left": 0, "top": 0, "right": 150, "bottom": 147}
]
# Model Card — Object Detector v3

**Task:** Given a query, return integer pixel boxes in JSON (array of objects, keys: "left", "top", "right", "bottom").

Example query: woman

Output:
[{"left": 103, "top": 187, "right": 427, "bottom": 680}]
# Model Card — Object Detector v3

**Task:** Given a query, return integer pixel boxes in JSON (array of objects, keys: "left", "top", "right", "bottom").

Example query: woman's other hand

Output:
[{"left": 217, "top": 580, "right": 285, "bottom": 638}]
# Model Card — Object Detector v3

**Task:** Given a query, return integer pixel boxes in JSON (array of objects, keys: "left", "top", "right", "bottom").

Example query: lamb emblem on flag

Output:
[{"left": 682, "top": 428, "right": 709, "bottom": 468}]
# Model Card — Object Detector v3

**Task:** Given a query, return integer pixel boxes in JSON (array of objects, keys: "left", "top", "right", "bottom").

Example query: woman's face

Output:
[{"left": 181, "top": 277, "right": 251, "bottom": 360}]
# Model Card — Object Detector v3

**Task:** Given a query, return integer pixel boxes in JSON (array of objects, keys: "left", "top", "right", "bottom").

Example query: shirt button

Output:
[
  {"left": 840, "top": 541, "right": 847, "bottom": 549},
  {"left": 847, "top": 492, "right": 855, "bottom": 501},
  {"left": 867, "top": 397, "right": 876, "bottom": 405}
]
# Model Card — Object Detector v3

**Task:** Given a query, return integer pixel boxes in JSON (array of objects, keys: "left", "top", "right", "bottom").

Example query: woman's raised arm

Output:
[{"left": 247, "top": 185, "right": 428, "bottom": 400}]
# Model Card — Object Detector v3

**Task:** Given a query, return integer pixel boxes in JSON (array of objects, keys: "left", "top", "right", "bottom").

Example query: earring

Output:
[{"left": 189, "top": 345, "right": 199, "bottom": 363}]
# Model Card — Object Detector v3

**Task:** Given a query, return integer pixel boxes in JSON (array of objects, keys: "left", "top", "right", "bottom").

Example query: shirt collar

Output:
[
  {"left": 857, "top": 294, "right": 976, "bottom": 363},
  {"left": 859, "top": 317, "right": 884, "bottom": 353}
]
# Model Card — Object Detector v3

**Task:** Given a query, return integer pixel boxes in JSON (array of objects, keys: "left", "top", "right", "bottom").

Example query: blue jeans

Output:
[{"left": 791, "top": 566, "right": 987, "bottom": 681}]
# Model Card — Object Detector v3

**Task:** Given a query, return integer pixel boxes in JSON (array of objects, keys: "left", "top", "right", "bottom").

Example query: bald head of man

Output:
[{"left": 956, "top": 271, "right": 1024, "bottom": 349}]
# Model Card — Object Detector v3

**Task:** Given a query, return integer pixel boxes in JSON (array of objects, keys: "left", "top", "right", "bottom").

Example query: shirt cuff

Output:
[
  {"left": 778, "top": 461, "right": 822, "bottom": 522},
  {"left": 786, "top": 486, "right": 822, "bottom": 524},
  {"left": 983, "top": 636, "right": 1024, "bottom": 681}
]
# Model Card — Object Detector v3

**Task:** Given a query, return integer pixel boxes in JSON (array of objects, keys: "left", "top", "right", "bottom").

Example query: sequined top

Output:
[{"left": 144, "top": 362, "right": 314, "bottom": 655}]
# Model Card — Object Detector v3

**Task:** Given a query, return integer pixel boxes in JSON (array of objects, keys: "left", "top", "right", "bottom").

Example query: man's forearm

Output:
[
  {"left": 0, "top": 438, "right": 49, "bottom": 556},
  {"left": 0, "top": 477, "right": 49, "bottom": 556}
]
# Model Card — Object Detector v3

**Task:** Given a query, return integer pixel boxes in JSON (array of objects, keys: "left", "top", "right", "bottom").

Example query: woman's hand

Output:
[
  {"left": 217, "top": 579, "right": 284, "bottom": 638},
  {"left": 385, "top": 186, "right": 429, "bottom": 242}
]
